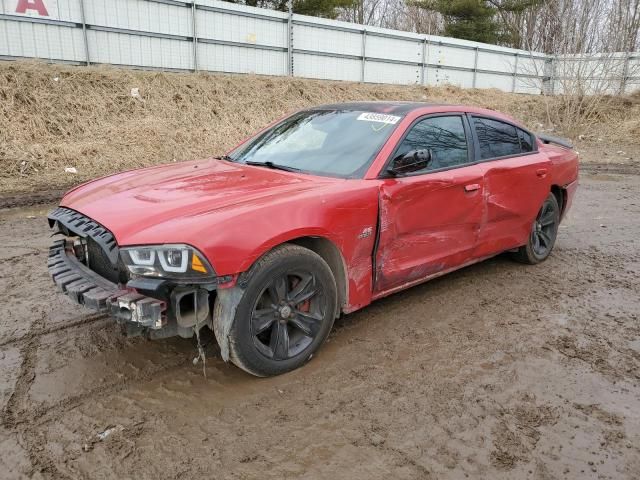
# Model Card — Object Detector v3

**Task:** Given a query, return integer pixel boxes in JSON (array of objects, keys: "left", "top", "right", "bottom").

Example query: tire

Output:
[
  {"left": 227, "top": 244, "right": 337, "bottom": 377},
  {"left": 510, "top": 192, "right": 560, "bottom": 265}
]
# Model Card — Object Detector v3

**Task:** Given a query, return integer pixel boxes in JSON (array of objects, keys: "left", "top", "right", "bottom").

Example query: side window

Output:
[
  {"left": 395, "top": 116, "right": 469, "bottom": 172},
  {"left": 517, "top": 128, "right": 534, "bottom": 152},
  {"left": 473, "top": 117, "right": 521, "bottom": 159}
]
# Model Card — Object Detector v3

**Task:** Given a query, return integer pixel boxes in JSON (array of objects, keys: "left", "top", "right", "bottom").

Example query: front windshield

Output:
[{"left": 227, "top": 109, "right": 403, "bottom": 178}]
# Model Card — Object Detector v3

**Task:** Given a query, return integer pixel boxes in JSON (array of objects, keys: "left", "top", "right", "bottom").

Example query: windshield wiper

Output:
[
  {"left": 214, "top": 155, "right": 234, "bottom": 161},
  {"left": 244, "top": 161, "right": 302, "bottom": 173}
]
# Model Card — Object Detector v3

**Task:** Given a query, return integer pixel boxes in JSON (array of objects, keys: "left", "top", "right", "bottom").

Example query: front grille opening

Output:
[
  {"left": 71, "top": 238, "right": 88, "bottom": 263},
  {"left": 86, "top": 237, "right": 128, "bottom": 284},
  {"left": 50, "top": 208, "right": 127, "bottom": 286}
]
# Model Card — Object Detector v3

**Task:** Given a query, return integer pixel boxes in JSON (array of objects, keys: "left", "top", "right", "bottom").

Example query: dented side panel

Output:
[
  {"left": 374, "top": 165, "right": 485, "bottom": 294},
  {"left": 473, "top": 152, "right": 553, "bottom": 258}
]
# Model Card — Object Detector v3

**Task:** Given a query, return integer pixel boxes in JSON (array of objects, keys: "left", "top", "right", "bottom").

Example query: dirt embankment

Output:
[{"left": 1, "top": 61, "right": 639, "bottom": 199}]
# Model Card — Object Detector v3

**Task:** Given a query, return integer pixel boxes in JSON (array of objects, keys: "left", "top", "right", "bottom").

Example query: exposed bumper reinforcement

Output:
[{"left": 48, "top": 239, "right": 166, "bottom": 329}]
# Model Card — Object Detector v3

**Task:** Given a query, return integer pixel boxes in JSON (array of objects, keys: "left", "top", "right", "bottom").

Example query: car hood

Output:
[{"left": 60, "top": 158, "right": 334, "bottom": 243}]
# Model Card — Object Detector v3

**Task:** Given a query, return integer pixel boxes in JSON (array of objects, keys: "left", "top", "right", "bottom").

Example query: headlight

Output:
[{"left": 120, "top": 244, "right": 215, "bottom": 280}]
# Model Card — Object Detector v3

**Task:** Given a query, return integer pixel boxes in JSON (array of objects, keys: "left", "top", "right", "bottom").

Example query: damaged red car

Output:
[{"left": 48, "top": 102, "right": 579, "bottom": 376}]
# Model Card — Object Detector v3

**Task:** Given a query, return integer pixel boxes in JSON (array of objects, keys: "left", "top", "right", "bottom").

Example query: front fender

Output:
[
  {"left": 235, "top": 227, "right": 339, "bottom": 273},
  {"left": 203, "top": 182, "right": 381, "bottom": 313}
]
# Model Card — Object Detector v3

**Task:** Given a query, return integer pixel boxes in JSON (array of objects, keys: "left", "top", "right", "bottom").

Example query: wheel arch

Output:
[
  {"left": 235, "top": 235, "right": 348, "bottom": 318},
  {"left": 550, "top": 184, "right": 566, "bottom": 217},
  {"left": 287, "top": 236, "right": 348, "bottom": 318},
  {"left": 213, "top": 235, "right": 348, "bottom": 365}
]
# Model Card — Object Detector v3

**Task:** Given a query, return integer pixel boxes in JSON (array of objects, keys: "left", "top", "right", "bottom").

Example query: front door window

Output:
[{"left": 394, "top": 116, "right": 470, "bottom": 172}]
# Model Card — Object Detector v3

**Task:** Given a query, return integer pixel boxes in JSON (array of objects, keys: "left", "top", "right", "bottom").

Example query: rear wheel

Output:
[
  {"left": 510, "top": 193, "right": 560, "bottom": 264},
  {"left": 228, "top": 244, "right": 337, "bottom": 377}
]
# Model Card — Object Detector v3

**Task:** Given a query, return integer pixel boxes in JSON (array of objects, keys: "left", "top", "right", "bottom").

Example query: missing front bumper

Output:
[
  {"left": 109, "top": 292, "right": 166, "bottom": 329},
  {"left": 48, "top": 239, "right": 167, "bottom": 329},
  {"left": 48, "top": 238, "right": 217, "bottom": 337}
]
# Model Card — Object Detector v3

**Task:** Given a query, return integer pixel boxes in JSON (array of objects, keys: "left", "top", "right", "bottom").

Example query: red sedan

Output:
[{"left": 48, "top": 102, "right": 579, "bottom": 376}]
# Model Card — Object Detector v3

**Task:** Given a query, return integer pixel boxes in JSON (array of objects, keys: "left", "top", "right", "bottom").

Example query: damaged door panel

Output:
[
  {"left": 474, "top": 154, "right": 552, "bottom": 257},
  {"left": 374, "top": 166, "right": 485, "bottom": 294},
  {"left": 469, "top": 115, "right": 553, "bottom": 257}
]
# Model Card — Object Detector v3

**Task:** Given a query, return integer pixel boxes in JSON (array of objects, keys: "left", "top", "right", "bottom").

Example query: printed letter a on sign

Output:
[{"left": 15, "top": 0, "right": 49, "bottom": 16}]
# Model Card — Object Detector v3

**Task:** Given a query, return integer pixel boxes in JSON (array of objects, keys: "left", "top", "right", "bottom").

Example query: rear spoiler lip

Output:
[{"left": 537, "top": 133, "right": 574, "bottom": 150}]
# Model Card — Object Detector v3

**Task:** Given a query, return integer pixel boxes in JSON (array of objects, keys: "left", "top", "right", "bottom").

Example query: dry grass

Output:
[{"left": 1, "top": 60, "right": 639, "bottom": 195}]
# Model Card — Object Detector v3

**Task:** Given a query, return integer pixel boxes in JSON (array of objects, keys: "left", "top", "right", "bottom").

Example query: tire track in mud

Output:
[
  {"left": 0, "top": 313, "right": 109, "bottom": 348},
  {"left": 28, "top": 355, "right": 194, "bottom": 426},
  {"left": 0, "top": 314, "right": 70, "bottom": 479},
  {"left": 0, "top": 250, "right": 43, "bottom": 264},
  {"left": 382, "top": 444, "right": 433, "bottom": 478},
  {"left": 2, "top": 315, "right": 44, "bottom": 429},
  {"left": 2, "top": 317, "right": 196, "bottom": 479},
  {"left": 7, "top": 318, "right": 202, "bottom": 423},
  {"left": 14, "top": 355, "right": 198, "bottom": 479},
  {"left": 0, "top": 304, "right": 197, "bottom": 479}
]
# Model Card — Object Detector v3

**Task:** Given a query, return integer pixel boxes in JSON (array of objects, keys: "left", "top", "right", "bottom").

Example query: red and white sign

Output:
[{"left": 8, "top": 0, "right": 59, "bottom": 18}]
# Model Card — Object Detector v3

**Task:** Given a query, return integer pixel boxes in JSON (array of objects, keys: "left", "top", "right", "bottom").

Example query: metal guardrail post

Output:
[
  {"left": 79, "top": 0, "right": 90, "bottom": 65},
  {"left": 512, "top": 53, "right": 518, "bottom": 93},
  {"left": 472, "top": 47, "right": 478, "bottom": 88},
  {"left": 287, "top": 0, "right": 293, "bottom": 76},
  {"left": 420, "top": 37, "right": 426, "bottom": 85},
  {"left": 620, "top": 52, "right": 630, "bottom": 95},
  {"left": 547, "top": 56, "right": 556, "bottom": 95},
  {"left": 361, "top": 29, "right": 366, "bottom": 82},
  {"left": 191, "top": 1, "right": 198, "bottom": 72}
]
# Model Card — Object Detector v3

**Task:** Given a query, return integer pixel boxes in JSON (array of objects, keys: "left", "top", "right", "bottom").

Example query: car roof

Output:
[
  {"left": 310, "top": 101, "right": 521, "bottom": 127},
  {"left": 314, "top": 101, "right": 446, "bottom": 115}
]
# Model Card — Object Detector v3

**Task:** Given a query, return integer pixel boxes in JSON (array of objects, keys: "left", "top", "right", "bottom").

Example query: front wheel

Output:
[
  {"left": 227, "top": 244, "right": 337, "bottom": 377},
  {"left": 510, "top": 193, "right": 560, "bottom": 264}
]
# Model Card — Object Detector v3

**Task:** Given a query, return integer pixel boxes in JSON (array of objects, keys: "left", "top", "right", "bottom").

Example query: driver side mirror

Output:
[{"left": 387, "top": 149, "right": 432, "bottom": 176}]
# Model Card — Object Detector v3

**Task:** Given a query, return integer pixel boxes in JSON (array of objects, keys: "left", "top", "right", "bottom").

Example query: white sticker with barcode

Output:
[{"left": 357, "top": 112, "right": 401, "bottom": 125}]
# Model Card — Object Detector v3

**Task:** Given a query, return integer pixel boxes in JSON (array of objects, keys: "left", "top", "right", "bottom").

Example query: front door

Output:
[{"left": 374, "top": 114, "right": 485, "bottom": 294}]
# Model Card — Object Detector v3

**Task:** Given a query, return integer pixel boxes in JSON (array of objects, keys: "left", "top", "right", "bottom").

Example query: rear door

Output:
[
  {"left": 374, "top": 114, "right": 485, "bottom": 294},
  {"left": 469, "top": 115, "right": 552, "bottom": 257}
]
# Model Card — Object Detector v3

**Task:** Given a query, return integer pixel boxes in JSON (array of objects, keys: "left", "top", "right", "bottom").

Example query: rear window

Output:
[
  {"left": 517, "top": 128, "right": 535, "bottom": 152},
  {"left": 473, "top": 117, "right": 521, "bottom": 159}
]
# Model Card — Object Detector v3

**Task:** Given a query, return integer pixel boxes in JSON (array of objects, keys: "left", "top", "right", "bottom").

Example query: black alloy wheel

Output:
[
  {"left": 531, "top": 198, "right": 558, "bottom": 257},
  {"left": 511, "top": 192, "right": 560, "bottom": 264},
  {"left": 226, "top": 244, "right": 337, "bottom": 377},
  {"left": 251, "top": 271, "right": 325, "bottom": 361}
]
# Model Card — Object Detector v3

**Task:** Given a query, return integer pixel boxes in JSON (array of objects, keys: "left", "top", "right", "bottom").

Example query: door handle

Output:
[
  {"left": 536, "top": 168, "right": 548, "bottom": 178},
  {"left": 464, "top": 183, "right": 481, "bottom": 192}
]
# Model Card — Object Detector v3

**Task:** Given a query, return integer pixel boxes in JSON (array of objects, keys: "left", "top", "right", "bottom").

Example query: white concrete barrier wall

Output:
[{"left": 0, "top": 0, "right": 638, "bottom": 94}]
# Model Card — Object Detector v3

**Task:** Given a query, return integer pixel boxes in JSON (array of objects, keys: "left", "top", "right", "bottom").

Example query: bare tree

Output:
[
  {"left": 603, "top": 0, "right": 640, "bottom": 51},
  {"left": 341, "top": 0, "right": 639, "bottom": 53},
  {"left": 512, "top": 0, "right": 640, "bottom": 139},
  {"left": 492, "top": 0, "right": 639, "bottom": 53},
  {"left": 337, "top": 0, "right": 442, "bottom": 33}
]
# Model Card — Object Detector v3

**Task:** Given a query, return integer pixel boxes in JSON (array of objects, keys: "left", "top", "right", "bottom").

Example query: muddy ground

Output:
[{"left": 1, "top": 170, "right": 639, "bottom": 479}]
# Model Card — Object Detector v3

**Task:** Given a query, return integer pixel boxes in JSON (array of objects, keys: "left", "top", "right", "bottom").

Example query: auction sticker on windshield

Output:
[{"left": 357, "top": 112, "right": 401, "bottom": 124}]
